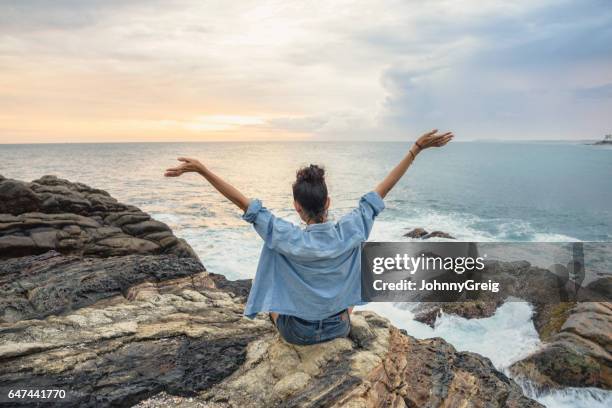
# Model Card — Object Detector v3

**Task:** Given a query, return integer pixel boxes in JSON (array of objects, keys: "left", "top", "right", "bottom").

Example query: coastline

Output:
[{"left": 0, "top": 175, "right": 610, "bottom": 407}]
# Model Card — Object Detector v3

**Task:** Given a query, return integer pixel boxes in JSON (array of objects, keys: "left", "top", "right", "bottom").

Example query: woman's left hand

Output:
[
  {"left": 164, "top": 157, "right": 205, "bottom": 177},
  {"left": 414, "top": 129, "right": 454, "bottom": 151}
]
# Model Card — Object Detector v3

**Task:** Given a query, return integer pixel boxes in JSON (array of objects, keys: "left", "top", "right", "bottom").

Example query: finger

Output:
[
  {"left": 177, "top": 157, "right": 191, "bottom": 163},
  {"left": 165, "top": 166, "right": 182, "bottom": 172},
  {"left": 425, "top": 129, "right": 438, "bottom": 137},
  {"left": 438, "top": 135, "right": 454, "bottom": 146},
  {"left": 430, "top": 135, "right": 447, "bottom": 143}
]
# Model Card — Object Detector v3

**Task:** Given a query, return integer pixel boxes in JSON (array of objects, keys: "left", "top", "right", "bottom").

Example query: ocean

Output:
[{"left": 1, "top": 141, "right": 611, "bottom": 407}]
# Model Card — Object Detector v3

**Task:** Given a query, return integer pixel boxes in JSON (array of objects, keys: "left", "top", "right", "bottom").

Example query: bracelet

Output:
[
  {"left": 408, "top": 150, "right": 416, "bottom": 160},
  {"left": 415, "top": 141, "right": 423, "bottom": 150}
]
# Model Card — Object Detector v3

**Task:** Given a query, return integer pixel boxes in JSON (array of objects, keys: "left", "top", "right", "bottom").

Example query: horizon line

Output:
[{"left": 0, "top": 138, "right": 603, "bottom": 146}]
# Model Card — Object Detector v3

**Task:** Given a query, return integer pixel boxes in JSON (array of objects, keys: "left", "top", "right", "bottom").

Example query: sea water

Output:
[{"left": 1, "top": 141, "right": 611, "bottom": 406}]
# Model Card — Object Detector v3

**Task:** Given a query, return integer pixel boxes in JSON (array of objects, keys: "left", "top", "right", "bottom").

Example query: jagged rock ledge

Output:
[
  {"left": 0, "top": 176, "right": 543, "bottom": 407},
  {"left": 0, "top": 175, "right": 196, "bottom": 259}
]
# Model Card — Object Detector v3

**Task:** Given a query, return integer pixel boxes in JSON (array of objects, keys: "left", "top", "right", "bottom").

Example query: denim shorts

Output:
[{"left": 273, "top": 309, "right": 351, "bottom": 346}]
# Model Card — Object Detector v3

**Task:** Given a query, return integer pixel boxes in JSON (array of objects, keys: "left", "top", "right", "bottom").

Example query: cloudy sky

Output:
[{"left": 1, "top": 0, "right": 611, "bottom": 143}]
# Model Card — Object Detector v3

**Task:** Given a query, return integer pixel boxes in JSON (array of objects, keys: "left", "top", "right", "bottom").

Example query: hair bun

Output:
[{"left": 296, "top": 164, "right": 325, "bottom": 183}]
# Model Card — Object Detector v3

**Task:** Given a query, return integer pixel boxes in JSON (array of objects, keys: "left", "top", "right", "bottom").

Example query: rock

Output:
[
  {"left": 106, "top": 212, "right": 151, "bottom": 227},
  {"left": 0, "top": 259, "right": 543, "bottom": 408},
  {"left": 121, "top": 220, "right": 169, "bottom": 237},
  {"left": 397, "top": 251, "right": 611, "bottom": 392},
  {"left": 510, "top": 302, "right": 612, "bottom": 390},
  {"left": 410, "top": 264, "right": 612, "bottom": 391},
  {"left": 0, "top": 235, "right": 37, "bottom": 257},
  {"left": 0, "top": 179, "right": 41, "bottom": 214},
  {"left": 167, "top": 312, "right": 542, "bottom": 408},
  {"left": 413, "top": 301, "right": 501, "bottom": 327},
  {"left": 532, "top": 302, "right": 576, "bottom": 342},
  {"left": 0, "top": 251, "right": 206, "bottom": 323},
  {"left": 0, "top": 176, "right": 544, "bottom": 407},
  {"left": 29, "top": 229, "right": 59, "bottom": 249},
  {"left": 411, "top": 260, "right": 565, "bottom": 326},
  {"left": 0, "top": 176, "right": 197, "bottom": 260},
  {"left": 0, "top": 270, "right": 270, "bottom": 407},
  {"left": 404, "top": 227, "right": 455, "bottom": 239},
  {"left": 89, "top": 236, "right": 161, "bottom": 256},
  {"left": 404, "top": 227, "right": 428, "bottom": 238},
  {"left": 423, "top": 230, "right": 456, "bottom": 239},
  {"left": 587, "top": 276, "right": 612, "bottom": 298}
]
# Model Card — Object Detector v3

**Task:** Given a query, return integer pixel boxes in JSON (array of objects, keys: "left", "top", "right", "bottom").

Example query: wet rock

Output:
[
  {"left": 0, "top": 252, "right": 206, "bottom": 322},
  {"left": 411, "top": 260, "right": 564, "bottom": 326},
  {"left": 404, "top": 257, "right": 611, "bottom": 392},
  {"left": 510, "top": 302, "right": 612, "bottom": 390},
  {"left": 413, "top": 300, "right": 501, "bottom": 327},
  {"left": 532, "top": 302, "right": 576, "bottom": 342},
  {"left": 404, "top": 227, "right": 428, "bottom": 238},
  {"left": 423, "top": 230, "right": 456, "bottom": 239},
  {"left": 404, "top": 227, "right": 456, "bottom": 239}
]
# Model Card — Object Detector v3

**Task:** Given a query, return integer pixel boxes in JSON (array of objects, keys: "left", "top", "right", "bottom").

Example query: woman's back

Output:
[{"left": 243, "top": 191, "right": 385, "bottom": 320}]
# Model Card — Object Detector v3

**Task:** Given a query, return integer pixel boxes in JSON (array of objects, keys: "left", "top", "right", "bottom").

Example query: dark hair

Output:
[{"left": 292, "top": 164, "right": 328, "bottom": 223}]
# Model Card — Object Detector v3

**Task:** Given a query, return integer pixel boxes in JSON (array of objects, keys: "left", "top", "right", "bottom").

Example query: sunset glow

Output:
[{"left": 1, "top": 0, "right": 610, "bottom": 143}]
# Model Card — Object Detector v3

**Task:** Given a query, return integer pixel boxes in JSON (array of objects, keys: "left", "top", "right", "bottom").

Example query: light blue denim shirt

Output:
[{"left": 242, "top": 191, "right": 385, "bottom": 320}]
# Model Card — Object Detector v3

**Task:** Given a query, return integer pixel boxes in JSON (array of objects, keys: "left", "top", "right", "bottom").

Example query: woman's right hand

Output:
[
  {"left": 414, "top": 129, "right": 453, "bottom": 152},
  {"left": 164, "top": 157, "right": 205, "bottom": 177}
]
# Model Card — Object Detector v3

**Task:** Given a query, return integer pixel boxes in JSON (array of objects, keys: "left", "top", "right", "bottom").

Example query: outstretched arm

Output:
[
  {"left": 164, "top": 157, "right": 250, "bottom": 212},
  {"left": 375, "top": 129, "right": 453, "bottom": 199}
]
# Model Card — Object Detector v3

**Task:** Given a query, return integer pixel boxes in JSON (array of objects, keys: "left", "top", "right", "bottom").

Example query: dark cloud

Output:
[{"left": 377, "top": 0, "right": 612, "bottom": 138}]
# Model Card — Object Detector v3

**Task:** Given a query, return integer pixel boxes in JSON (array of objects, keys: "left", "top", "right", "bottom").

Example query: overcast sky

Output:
[{"left": 1, "top": 0, "right": 611, "bottom": 143}]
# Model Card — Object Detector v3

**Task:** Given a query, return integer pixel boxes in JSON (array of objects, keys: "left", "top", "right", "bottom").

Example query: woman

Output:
[{"left": 165, "top": 129, "right": 453, "bottom": 345}]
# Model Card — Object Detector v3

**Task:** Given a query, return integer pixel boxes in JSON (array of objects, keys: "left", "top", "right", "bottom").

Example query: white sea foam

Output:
[
  {"left": 528, "top": 386, "right": 612, "bottom": 408},
  {"left": 359, "top": 301, "right": 612, "bottom": 408},
  {"left": 359, "top": 301, "right": 540, "bottom": 368},
  {"left": 371, "top": 212, "right": 498, "bottom": 242},
  {"left": 369, "top": 211, "right": 579, "bottom": 243}
]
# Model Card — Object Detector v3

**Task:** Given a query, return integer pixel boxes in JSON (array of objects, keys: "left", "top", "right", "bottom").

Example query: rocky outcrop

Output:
[
  {"left": 0, "top": 251, "right": 206, "bottom": 323},
  {"left": 404, "top": 227, "right": 455, "bottom": 240},
  {"left": 411, "top": 260, "right": 565, "bottom": 326},
  {"left": 0, "top": 176, "right": 544, "bottom": 407},
  {"left": 408, "top": 259, "right": 612, "bottom": 392},
  {"left": 413, "top": 301, "right": 501, "bottom": 327},
  {"left": 0, "top": 254, "right": 543, "bottom": 408},
  {"left": 510, "top": 301, "right": 612, "bottom": 390},
  {"left": 0, "top": 260, "right": 266, "bottom": 407},
  {"left": 0, "top": 175, "right": 196, "bottom": 260},
  {"left": 171, "top": 312, "right": 542, "bottom": 408}
]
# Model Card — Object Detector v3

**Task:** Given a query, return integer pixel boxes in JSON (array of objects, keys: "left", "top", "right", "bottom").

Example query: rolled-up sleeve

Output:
[
  {"left": 338, "top": 191, "right": 385, "bottom": 241},
  {"left": 242, "top": 199, "right": 263, "bottom": 224},
  {"left": 361, "top": 191, "right": 385, "bottom": 216},
  {"left": 242, "top": 199, "right": 303, "bottom": 255}
]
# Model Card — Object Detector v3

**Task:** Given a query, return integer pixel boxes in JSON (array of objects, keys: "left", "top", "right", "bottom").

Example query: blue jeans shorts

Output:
[{"left": 272, "top": 309, "right": 351, "bottom": 346}]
